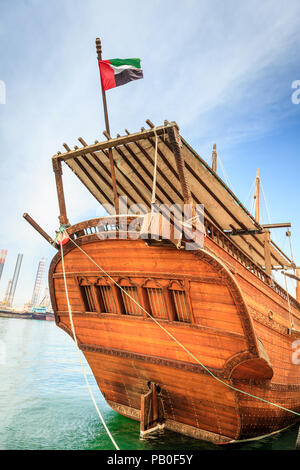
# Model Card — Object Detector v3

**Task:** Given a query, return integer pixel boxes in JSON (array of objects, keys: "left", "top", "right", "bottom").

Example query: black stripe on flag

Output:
[{"left": 115, "top": 68, "right": 143, "bottom": 88}]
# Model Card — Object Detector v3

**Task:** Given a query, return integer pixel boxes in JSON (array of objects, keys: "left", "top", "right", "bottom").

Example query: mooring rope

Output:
[
  {"left": 60, "top": 243, "right": 120, "bottom": 450},
  {"left": 63, "top": 236, "right": 300, "bottom": 418}
]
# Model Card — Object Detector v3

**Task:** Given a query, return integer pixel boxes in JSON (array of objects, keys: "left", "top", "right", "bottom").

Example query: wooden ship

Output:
[{"left": 24, "top": 39, "right": 300, "bottom": 444}]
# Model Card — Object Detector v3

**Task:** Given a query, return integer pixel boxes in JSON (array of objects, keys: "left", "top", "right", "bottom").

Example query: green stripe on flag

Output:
[{"left": 109, "top": 58, "right": 141, "bottom": 69}]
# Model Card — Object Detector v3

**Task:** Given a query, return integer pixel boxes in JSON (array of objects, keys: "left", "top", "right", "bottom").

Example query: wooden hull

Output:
[{"left": 49, "top": 231, "right": 300, "bottom": 444}]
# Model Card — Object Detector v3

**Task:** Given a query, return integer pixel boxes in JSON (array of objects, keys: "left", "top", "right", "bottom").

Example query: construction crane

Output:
[{"left": 30, "top": 258, "right": 46, "bottom": 308}]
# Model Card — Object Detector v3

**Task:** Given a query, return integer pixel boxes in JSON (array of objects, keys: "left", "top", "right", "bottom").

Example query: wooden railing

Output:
[
  {"left": 68, "top": 215, "right": 143, "bottom": 238},
  {"left": 204, "top": 219, "right": 299, "bottom": 310},
  {"left": 67, "top": 215, "right": 300, "bottom": 311}
]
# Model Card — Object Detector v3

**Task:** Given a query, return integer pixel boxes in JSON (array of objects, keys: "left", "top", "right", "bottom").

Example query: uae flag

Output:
[{"left": 98, "top": 58, "right": 143, "bottom": 91}]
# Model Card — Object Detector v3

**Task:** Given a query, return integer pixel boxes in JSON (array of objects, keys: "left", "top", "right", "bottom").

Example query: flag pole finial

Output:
[{"left": 95, "top": 38, "right": 102, "bottom": 60}]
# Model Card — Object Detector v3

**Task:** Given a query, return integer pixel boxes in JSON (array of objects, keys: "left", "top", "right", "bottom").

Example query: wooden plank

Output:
[{"left": 53, "top": 123, "right": 178, "bottom": 161}]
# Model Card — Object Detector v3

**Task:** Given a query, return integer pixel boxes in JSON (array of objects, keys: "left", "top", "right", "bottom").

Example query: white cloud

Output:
[{"left": 1, "top": 0, "right": 300, "bottom": 305}]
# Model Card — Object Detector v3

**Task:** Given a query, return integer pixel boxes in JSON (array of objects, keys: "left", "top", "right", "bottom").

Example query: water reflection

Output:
[{"left": 0, "top": 317, "right": 298, "bottom": 450}]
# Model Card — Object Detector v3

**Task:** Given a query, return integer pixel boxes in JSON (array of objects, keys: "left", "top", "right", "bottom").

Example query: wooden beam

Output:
[
  {"left": 255, "top": 168, "right": 260, "bottom": 224},
  {"left": 297, "top": 269, "right": 300, "bottom": 303},
  {"left": 52, "top": 124, "right": 177, "bottom": 162},
  {"left": 282, "top": 271, "right": 300, "bottom": 283},
  {"left": 212, "top": 144, "right": 217, "bottom": 173},
  {"left": 180, "top": 136, "right": 261, "bottom": 228},
  {"left": 52, "top": 158, "right": 69, "bottom": 226},
  {"left": 23, "top": 213, "right": 58, "bottom": 249},
  {"left": 225, "top": 229, "right": 264, "bottom": 236},
  {"left": 264, "top": 230, "right": 272, "bottom": 276},
  {"left": 166, "top": 124, "right": 193, "bottom": 217},
  {"left": 156, "top": 134, "right": 276, "bottom": 265},
  {"left": 77, "top": 138, "right": 140, "bottom": 209},
  {"left": 261, "top": 223, "right": 291, "bottom": 229},
  {"left": 78, "top": 137, "right": 122, "bottom": 213}
]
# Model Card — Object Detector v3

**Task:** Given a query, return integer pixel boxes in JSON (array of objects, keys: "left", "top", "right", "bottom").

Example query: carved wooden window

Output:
[
  {"left": 169, "top": 280, "right": 190, "bottom": 323},
  {"left": 118, "top": 278, "right": 143, "bottom": 316},
  {"left": 147, "top": 288, "right": 169, "bottom": 320},
  {"left": 143, "top": 280, "right": 168, "bottom": 320},
  {"left": 79, "top": 279, "right": 97, "bottom": 313},
  {"left": 172, "top": 290, "right": 190, "bottom": 322},
  {"left": 96, "top": 285, "right": 116, "bottom": 313},
  {"left": 121, "top": 286, "right": 143, "bottom": 315}
]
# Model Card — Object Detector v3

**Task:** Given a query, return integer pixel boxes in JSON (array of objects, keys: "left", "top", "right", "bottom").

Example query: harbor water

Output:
[{"left": 0, "top": 316, "right": 298, "bottom": 451}]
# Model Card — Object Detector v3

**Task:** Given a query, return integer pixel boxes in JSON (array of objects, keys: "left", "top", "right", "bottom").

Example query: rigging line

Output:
[
  {"left": 60, "top": 243, "right": 120, "bottom": 451},
  {"left": 66, "top": 236, "right": 300, "bottom": 418},
  {"left": 260, "top": 180, "right": 282, "bottom": 249},
  {"left": 243, "top": 178, "right": 256, "bottom": 209},
  {"left": 260, "top": 181, "right": 272, "bottom": 225},
  {"left": 287, "top": 232, "right": 296, "bottom": 271},
  {"left": 217, "top": 154, "right": 235, "bottom": 193},
  {"left": 250, "top": 192, "right": 256, "bottom": 219}
]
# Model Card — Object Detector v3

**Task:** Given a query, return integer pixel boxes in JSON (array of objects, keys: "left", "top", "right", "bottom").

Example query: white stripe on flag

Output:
[{"left": 108, "top": 64, "right": 140, "bottom": 75}]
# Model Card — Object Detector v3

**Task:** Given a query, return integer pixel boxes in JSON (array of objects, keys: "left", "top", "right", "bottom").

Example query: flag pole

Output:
[{"left": 96, "top": 37, "right": 119, "bottom": 214}]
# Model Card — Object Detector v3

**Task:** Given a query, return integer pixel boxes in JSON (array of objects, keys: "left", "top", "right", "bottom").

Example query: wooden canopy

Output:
[{"left": 52, "top": 121, "right": 292, "bottom": 269}]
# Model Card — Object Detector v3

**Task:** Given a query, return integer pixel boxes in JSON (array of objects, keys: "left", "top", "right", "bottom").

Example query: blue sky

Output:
[{"left": 0, "top": 0, "right": 300, "bottom": 307}]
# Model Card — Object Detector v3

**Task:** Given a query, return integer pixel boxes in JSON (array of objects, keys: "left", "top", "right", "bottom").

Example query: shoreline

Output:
[{"left": 0, "top": 310, "right": 32, "bottom": 319}]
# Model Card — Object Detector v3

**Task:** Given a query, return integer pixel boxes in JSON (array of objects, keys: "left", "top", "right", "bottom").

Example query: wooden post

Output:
[
  {"left": 23, "top": 213, "right": 58, "bottom": 248},
  {"left": 212, "top": 144, "right": 217, "bottom": 173},
  {"left": 52, "top": 158, "right": 69, "bottom": 226},
  {"left": 95, "top": 38, "right": 119, "bottom": 214},
  {"left": 167, "top": 123, "right": 194, "bottom": 223},
  {"left": 140, "top": 382, "right": 163, "bottom": 436},
  {"left": 140, "top": 387, "right": 152, "bottom": 434},
  {"left": 264, "top": 230, "right": 272, "bottom": 276},
  {"left": 151, "top": 382, "right": 158, "bottom": 424},
  {"left": 255, "top": 168, "right": 260, "bottom": 224}
]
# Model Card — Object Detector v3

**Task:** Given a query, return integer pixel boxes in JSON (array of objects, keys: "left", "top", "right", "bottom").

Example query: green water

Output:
[{"left": 0, "top": 317, "right": 298, "bottom": 451}]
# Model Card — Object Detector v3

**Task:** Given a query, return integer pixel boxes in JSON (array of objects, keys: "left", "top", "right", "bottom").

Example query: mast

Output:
[
  {"left": 255, "top": 168, "right": 260, "bottom": 224},
  {"left": 212, "top": 144, "right": 217, "bottom": 173},
  {"left": 253, "top": 168, "right": 271, "bottom": 276},
  {"left": 95, "top": 38, "right": 119, "bottom": 214}
]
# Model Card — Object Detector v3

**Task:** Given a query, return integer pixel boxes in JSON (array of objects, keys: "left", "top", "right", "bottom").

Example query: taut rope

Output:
[{"left": 60, "top": 243, "right": 120, "bottom": 450}]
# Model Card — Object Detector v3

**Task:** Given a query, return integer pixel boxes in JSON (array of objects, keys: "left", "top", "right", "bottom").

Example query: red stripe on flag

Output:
[{"left": 98, "top": 60, "right": 116, "bottom": 91}]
